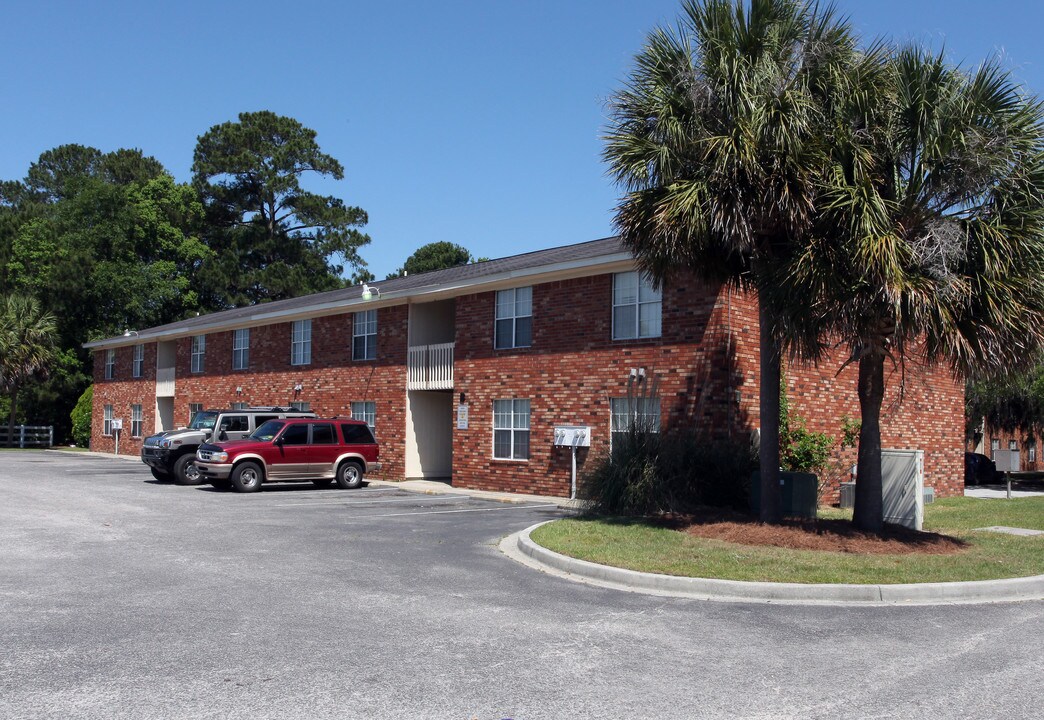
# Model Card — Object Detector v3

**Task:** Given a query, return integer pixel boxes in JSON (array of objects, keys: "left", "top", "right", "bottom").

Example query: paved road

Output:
[{"left": 1, "top": 451, "right": 1041, "bottom": 719}]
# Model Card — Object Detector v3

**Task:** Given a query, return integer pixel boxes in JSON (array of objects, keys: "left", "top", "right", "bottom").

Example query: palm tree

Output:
[
  {"left": 775, "top": 47, "right": 1044, "bottom": 531},
  {"left": 0, "top": 294, "right": 58, "bottom": 446},
  {"left": 603, "top": 0, "right": 861, "bottom": 522}
]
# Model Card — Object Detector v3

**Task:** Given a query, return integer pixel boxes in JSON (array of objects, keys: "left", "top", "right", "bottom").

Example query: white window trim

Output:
[
  {"left": 493, "top": 398, "right": 530, "bottom": 461},
  {"left": 612, "top": 271, "right": 662, "bottom": 340},
  {"left": 610, "top": 397, "right": 661, "bottom": 449},
  {"left": 232, "top": 328, "right": 250, "bottom": 371},
  {"left": 104, "top": 349, "right": 115, "bottom": 380},
  {"left": 190, "top": 335, "right": 206, "bottom": 373},
  {"left": 188, "top": 403, "right": 203, "bottom": 425},
  {"left": 103, "top": 404, "right": 114, "bottom": 437},
  {"left": 131, "top": 345, "right": 144, "bottom": 378},
  {"left": 353, "top": 310, "right": 377, "bottom": 361},
  {"left": 351, "top": 401, "right": 377, "bottom": 430},
  {"left": 494, "top": 286, "right": 533, "bottom": 350},
  {"left": 131, "top": 404, "right": 143, "bottom": 438},
  {"left": 291, "top": 320, "right": 312, "bottom": 366}
]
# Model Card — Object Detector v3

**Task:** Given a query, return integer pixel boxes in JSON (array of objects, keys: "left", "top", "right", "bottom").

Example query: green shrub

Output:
[
  {"left": 70, "top": 385, "right": 92, "bottom": 447},
  {"left": 580, "top": 430, "right": 755, "bottom": 516}
]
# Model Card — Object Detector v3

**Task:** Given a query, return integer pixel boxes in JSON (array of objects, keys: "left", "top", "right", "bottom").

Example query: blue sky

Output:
[{"left": 2, "top": 1, "right": 1041, "bottom": 280}]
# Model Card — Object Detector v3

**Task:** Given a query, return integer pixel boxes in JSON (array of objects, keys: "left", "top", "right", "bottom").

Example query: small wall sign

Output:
[{"left": 456, "top": 403, "right": 469, "bottom": 430}]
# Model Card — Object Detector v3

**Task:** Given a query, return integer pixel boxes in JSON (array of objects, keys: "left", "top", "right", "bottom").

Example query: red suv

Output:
[{"left": 194, "top": 418, "right": 381, "bottom": 493}]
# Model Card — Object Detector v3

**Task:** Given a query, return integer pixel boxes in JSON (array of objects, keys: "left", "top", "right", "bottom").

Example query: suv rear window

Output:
[
  {"left": 312, "top": 423, "right": 336, "bottom": 444},
  {"left": 341, "top": 424, "right": 376, "bottom": 444}
]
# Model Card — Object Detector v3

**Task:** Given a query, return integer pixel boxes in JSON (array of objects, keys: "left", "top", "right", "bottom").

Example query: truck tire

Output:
[
  {"left": 335, "top": 461, "right": 364, "bottom": 489},
  {"left": 150, "top": 467, "right": 171, "bottom": 482},
  {"left": 230, "top": 461, "right": 264, "bottom": 493},
  {"left": 173, "top": 453, "right": 203, "bottom": 486}
]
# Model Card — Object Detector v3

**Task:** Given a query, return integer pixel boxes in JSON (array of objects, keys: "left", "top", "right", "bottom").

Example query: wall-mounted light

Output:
[
  {"left": 459, "top": 392, "right": 466, "bottom": 404},
  {"left": 236, "top": 387, "right": 243, "bottom": 396},
  {"left": 293, "top": 383, "right": 303, "bottom": 394},
  {"left": 361, "top": 284, "right": 381, "bottom": 301},
  {"left": 123, "top": 329, "right": 139, "bottom": 338}
]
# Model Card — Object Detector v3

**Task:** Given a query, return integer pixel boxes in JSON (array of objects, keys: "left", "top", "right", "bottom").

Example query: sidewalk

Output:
[{"left": 367, "top": 478, "right": 585, "bottom": 510}]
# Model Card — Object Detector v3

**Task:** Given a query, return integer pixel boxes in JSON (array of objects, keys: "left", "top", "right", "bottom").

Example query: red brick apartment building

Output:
[{"left": 87, "top": 237, "right": 965, "bottom": 500}]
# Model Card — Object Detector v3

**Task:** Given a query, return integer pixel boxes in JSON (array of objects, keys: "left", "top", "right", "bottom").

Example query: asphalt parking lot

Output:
[{"left": 1, "top": 451, "right": 1042, "bottom": 719}]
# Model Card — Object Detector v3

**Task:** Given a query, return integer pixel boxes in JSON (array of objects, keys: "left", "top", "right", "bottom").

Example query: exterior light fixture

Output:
[
  {"left": 361, "top": 284, "right": 381, "bottom": 301},
  {"left": 293, "top": 383, "right": 303, "bottom": 393},
  {"left": 236, "top": 387, "right": 243, "bottom": 396},
  {"left": 123, "top": 329, "right": 139, "bottom": 337}
]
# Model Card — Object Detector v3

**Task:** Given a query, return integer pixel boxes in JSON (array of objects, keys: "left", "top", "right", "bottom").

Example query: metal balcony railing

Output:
[{"left": 407, "top": 342, "right": 454, "bottom": 390}]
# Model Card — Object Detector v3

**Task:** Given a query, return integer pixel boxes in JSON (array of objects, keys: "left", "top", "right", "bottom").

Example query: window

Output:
[
  {"left": 1009, "top": 440, "right": 1019, "bottom": 451},
  {"left": 290, "top": 401, "right": 311, "bottom": 412},
  {"left": 131, "top": 404, "right": 143, "bottom": 438},
  {"left": 132, "top": 345, "right": 144, "bottom": 378},
  {"left": 342, "top": 424, "right": 376, "bottom": 444},
  {"left": 230, "top": 402, "right": 248, "bottom": 411},
  {"left": 990, "top": 438, "right": 1000, "bottom": 460},
  {"left": 493, "top": 399, "right": 530, "bottom": 460},
  {"left": 189, "top": 403, "right": 203, "bottom": 425},
  {"left": 351, "top": 401, "right": 376, "bottom": 430},
  {"left": 280, "top": 424, "right": 309, "bottom": 445},
  {"left": 353, "top": 310, "right": 377, "bottom": 360},
  {"left": 612, "top": 271, "right": 662, "bottom": 340},
  {"left": 610, "top": 397, "right": 661, "bottom": 445},
  {"left": 104, "top": 349, "right": 115, "bottom": 380},
  {"left": 495, "top": 287, "right": 532, "bottom": 349},
  {"left": 218, "top": 415, "right": 249, "bottom": 433},
  {"left": 232, "top": 328, "right": 250, "bottom": 370},
  {"left": 190, "top": 335, "right": 206, "bottom": 373},
  {"left": 291, "top": 320, "right": 311, "bottom": 365},
  {"left": 311, "top": 423, "right": 336, "bottom": 444},
  {"left": 1030, "top": 442, "right": 1037, "bottom": 464},
  {"left": 103, "top": 404, "right": 114, "bottom": 436}
]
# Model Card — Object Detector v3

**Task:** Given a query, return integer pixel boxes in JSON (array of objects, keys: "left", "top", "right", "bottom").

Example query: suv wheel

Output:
[
  {"left": 173, "top": 454, "right": 203, "bottom": 486},
  {"left": 231, "top": 461, "right": 264, "bottom": 493},
  {"left": 335, "top": 461, "right": 364, "bottom": 490},
  {"left": 150, "top": 467, "right": 171, "bottom": 482}
]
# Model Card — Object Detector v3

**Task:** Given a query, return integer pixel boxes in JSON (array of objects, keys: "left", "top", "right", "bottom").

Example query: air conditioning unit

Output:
[{"left": 839, "top": 481, "right": 856, "bottom": 508}]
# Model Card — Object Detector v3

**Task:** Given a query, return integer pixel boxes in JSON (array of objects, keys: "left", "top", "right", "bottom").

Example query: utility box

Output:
[
  {"left": 553, "top": 426, "right": 591, "bottom": 447},
  {"left": 749, "top": 471, "right": 819, "bottom": 519},
  {"left": 839, "top": 481, "right": 856, "bottom": 509},
  {"left": 882, "top": 449, "right": 925, "bottom": 531}
]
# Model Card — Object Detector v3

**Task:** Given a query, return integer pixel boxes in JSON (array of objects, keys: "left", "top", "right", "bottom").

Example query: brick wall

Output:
[{"left": 92, "top": 270, "right": 965, "bottom": 500}]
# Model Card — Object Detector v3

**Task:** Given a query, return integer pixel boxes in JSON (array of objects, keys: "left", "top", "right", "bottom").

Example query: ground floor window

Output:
[
  {"left": 290, "top": 401, "right": 311, "bottom": 412},
  {"left": 231, "top": 402, "right": 248, "bottom": 410},
  {"left": 990, "top": 438, "right": 1000, "bottom": 460},
  {"left": 610, "top": 397, "right": 660, "bottom": 446},
  {"left": 1029, "top": 441, "right": 1037, "bottom": 464},
  {"left": 103, "top": 405, "right": 114, "bottom": 436},
  {"left": 493, "top": 399, "right": 530, "bottom": 460},
  {"left": 188, "top": 403, "right": 203, "bottom": 425},
  {"left": 131, "top": 404, "right": 143, "bottom": 438},
  {"left": 351, "top": 401, "right": 376, "bottom": 430}
]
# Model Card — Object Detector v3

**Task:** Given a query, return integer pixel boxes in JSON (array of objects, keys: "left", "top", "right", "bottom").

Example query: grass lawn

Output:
[{"left": 531, "top": 496, "right": 1044, "bottom": 584}]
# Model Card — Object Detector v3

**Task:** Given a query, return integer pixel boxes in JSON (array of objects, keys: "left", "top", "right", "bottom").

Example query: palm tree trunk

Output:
[
  {"left": 854, "top": 348, "right": 885, "bottom": 532},
  {"left": 759, "top": 298, "right": 782, "bottom": 524}
]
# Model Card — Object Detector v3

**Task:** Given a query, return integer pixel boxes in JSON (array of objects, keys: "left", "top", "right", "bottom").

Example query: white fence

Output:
[
  {"left": 407, "top": 342, "right": 454, "bottom": 390},
  {"left": 0, "top": 425, "right": 54, "bottom": 448}
]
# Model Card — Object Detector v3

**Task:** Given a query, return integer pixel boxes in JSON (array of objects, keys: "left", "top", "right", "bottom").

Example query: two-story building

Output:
[{"left": 87, "top": 237, "right": 965, "bottom": 499}]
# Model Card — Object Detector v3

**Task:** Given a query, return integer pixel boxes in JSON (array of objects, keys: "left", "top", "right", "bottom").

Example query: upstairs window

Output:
[
  {"left": 351, "top": 401, "right": 376, "bottom": 430},
  {"left": 291, "top": 320, "right": 312, "bottom": 365},
  {"left": 132, "top": 345, "right": 144, "bottom": 378},
  {"left": 493, "top": 399, "right": 530, "bottom": 460},
  {"left": 232, "top": 328, "right": 250, "bottom": 370},
  {"left": 612, "top": 271, "right": 661, "bottom": 340},
  {"left": 610, "top": 397, "right": 661, "bottom": 446},
  {"left": 495, "top": 287, "right": 532, "bottom": 349},
  {"left": 104, "top": 349, "right": 115, "bottom": 380},
  {"left": 190, "top": 335, "right": 206, "bottom": 373},
  {"left": 353, "top": 310, "right": 377, "bottom": 361}
]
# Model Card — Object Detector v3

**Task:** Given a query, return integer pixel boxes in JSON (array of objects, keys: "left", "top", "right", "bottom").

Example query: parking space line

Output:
[
  {"left": 342, "top": 503, "right": 560, "bottom": 519},
  {"left": 266, "top": 495, "right": 466, "bottom": 508}
]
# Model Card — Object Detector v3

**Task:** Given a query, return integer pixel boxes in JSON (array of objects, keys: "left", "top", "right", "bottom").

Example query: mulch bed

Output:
[{"left": 652, "top": 508, "right": 967, "bottom": 555}]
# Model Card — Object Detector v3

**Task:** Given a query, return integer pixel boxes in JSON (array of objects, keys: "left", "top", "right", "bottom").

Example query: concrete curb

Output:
[{"left": 503, "top": 521, "right": 1044, "bottom": 606}]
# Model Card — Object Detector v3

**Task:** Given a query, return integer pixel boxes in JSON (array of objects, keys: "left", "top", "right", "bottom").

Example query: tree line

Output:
[{"left": 0, "top": 111, "right": 468, "bottom": 441}]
